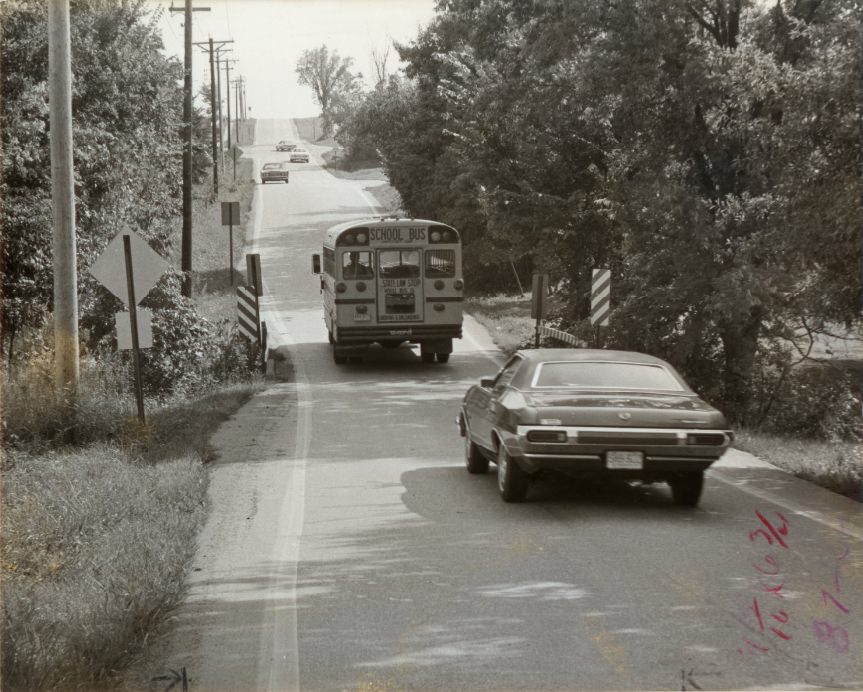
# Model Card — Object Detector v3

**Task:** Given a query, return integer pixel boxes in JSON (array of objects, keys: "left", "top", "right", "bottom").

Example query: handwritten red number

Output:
[
  {"left": 749, "top": 511, "right": 789, "bottom": 548},
  {"left": 813, "top": 620, "right": 849, "bottom": 654},
  {"left": 821, "top": 589, "right": 850, "bottom": 615}
]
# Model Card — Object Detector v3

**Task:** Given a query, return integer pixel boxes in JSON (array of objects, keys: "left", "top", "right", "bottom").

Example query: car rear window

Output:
[{"left": 532, "top": 361, "right": 684, "bottom": 391}]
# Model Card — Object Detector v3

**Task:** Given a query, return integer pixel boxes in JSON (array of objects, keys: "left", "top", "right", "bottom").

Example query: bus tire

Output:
[
  {"left": 421, "top": 352, "right": 435, "bottom": 364},
  {"left": 436, "top": 353, "right": 450, "bottom": 363}
]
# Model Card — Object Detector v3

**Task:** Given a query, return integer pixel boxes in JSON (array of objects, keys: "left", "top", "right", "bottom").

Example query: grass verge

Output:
[
  {"left": 464, "top": 293, "right": 535, "bottom": 353},
  {"left": 1, "top": 167, "right": 262, "bottom": 689},
  {"left": 735, "top": 431, "right": 863, "bottom": 502}
]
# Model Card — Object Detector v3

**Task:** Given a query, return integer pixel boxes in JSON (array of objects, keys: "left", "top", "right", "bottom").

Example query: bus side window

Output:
[
  {"left": 425, "top": 249, "right": 455, "bottom": 278},
  {"left": 342, "top": 251, "right": 374, "bottom": 279}
]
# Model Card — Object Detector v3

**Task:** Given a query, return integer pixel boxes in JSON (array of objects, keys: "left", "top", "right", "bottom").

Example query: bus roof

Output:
[{"left": 323, "top": 217, "right": 458, "bottom": 247}]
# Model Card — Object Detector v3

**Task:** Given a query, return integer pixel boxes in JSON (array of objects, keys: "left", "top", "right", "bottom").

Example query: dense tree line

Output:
[
  {"left": 338, "top": 0, "right": 861, "bottom": 427},
  {"left": 1, "top": 0, "right": 219, "bottom": 392}
]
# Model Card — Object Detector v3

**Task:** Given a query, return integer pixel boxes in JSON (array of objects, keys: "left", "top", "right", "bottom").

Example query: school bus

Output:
[{"left": 312, "top": 217, "right": 464, "bottom": 364}]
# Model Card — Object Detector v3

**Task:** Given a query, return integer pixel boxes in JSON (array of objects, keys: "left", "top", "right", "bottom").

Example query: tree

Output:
[
  {"left": 351, "top": 0, "right": 860, "bottom": 424},
  {"left": 1, "top": 0, "right": 224, "bottom": 394},
  {"left": 295, "top": 45, "right": 357, "bottom": 135}
]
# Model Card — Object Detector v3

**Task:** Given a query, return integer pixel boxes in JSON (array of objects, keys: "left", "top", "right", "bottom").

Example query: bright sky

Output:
[{"left": 149, "top": 0, "right": 438, "bottom": 118}]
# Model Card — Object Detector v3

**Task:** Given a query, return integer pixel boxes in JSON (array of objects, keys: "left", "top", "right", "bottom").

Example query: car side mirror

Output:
[
  {"left": 480, "top": 377, "right": 495, "bottom": 388},
  {"left": 311, "top": 253, "right": 321, "bottom": 274}
]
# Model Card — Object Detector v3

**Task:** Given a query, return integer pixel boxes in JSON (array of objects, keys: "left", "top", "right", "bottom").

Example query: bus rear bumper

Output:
[{"left": 336, "top": 324, "right": 463, "bottom": 344}]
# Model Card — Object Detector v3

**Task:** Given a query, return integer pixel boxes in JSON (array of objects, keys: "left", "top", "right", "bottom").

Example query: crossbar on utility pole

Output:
[
  {"left": 195, "top": 39, "right": 233, "bottom": 195},
  {"left": 48, "top": 0, "right": 79, "bottom": 428},
  {"left": 169, "top": 1, "right": 210, "bottom": 298}
]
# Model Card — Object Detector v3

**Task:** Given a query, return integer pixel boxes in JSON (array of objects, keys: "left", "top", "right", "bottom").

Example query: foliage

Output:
[
  {"left": 337, "top": 0, "right": 861, "bottom": 427},
  {"left": 295, "top": 45, "right": 361, "bottom": 136},
  {"left": 1, "top": 0, "right": 212, "bottom": 374}
]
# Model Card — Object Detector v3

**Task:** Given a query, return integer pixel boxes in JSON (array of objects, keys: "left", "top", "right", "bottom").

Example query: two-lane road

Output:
[{"left": 128, "top": 119, "right": 863, "bottom": 691}]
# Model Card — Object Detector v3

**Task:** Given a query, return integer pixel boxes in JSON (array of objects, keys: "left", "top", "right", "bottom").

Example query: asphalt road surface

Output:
[{"left": 128, "top": 119, "right": 863, "bottom": 691}]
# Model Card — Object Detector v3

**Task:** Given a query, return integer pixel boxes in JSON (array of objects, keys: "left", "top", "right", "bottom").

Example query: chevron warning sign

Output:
[
  {"left": 590, "top": 268, "right": 611, "bottom": 326},
  {"left": 237, "top": 284, "right": 260, "bottom": 343}
]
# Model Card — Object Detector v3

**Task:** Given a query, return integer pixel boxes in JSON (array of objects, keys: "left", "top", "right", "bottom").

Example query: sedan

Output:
[
  {"left": 457, "top": 349, "right": 733, "bottom": 504},
  {"left": 289, "top": 147, "right": 310, "bottom": 163},
  {"left": 275, "top": 141, "right": 296, "bottom": 152},
  {"left": 260, "top": 162, "right": 289, "bottom": 184}
]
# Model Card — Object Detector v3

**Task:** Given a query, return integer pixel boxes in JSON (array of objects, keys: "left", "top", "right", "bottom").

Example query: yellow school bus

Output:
[{"left": 312, "top": 217, "right": 464, "bottom": 364}]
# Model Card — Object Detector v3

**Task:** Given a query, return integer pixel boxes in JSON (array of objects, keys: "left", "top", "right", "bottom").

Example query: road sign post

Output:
[
  {"left": 531, "top": 273, "right": 548, "bottom": 348},
  {"left": 89, "top": 230, "right": 169, "bottom": 425},
  {"left": 123, "top": 235, "right": 146, "bottom": 425}
]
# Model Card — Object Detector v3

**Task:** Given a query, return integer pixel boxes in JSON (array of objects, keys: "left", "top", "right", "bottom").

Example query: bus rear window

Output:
[
  {"left": 425, "top": 249, "right": 455, "bottom": 278},
  {"left": 342, "top": 251, "right": 373, "bottom": 279},
  {"left": 379, "top": 250, "right": 420, "bottom": 278}
]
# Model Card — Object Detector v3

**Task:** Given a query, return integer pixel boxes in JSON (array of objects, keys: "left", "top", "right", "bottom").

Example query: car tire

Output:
[
  {"left": 436, "top": 353, "right": 450, "bottom": 363},
  {"left": 464, "top": 428, "right": 489, "bottom": 474},
  {"left": 670, "top": 471, "right": 704, "bottom": 507},
  {"left": 421, "top": 352, "right": 435, "bottom": 364},
  {"left": 497, "top": 444, "right": 528, "bottom": 502}
]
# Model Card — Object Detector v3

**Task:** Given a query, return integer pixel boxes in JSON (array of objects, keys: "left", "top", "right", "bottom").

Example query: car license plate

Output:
[
  {"left": 606, "top": 451, "right": 643, "bottom": 469},
  {"left": 354, "top": 314, "right": 370, "bottom": 321}
]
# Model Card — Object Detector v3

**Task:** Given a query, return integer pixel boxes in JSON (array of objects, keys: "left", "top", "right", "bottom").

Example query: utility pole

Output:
[
  {"left": 223, "top": 59, "right": 237, "bottom": 150},
  {"left": 169, "top": 1, "right": 210, "bottom": 298},
  {"left": 234, "top": 78, "right": 241, "bottom": 144},
  {"left": 195, "top": 38, "right": 233, "bottom": 195},
  {"left": 215, "top": 48, "right": 232, "bottom": 171},
  {"left": 242, "top": 77, "right": 248, "bottom": 120},
  {"left": 48, "top": 0, "right": 79, "bottom": 423}
]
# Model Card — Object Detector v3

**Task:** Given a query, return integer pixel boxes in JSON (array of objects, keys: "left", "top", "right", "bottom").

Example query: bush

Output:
[{"left": 753, "top": 364, "right": 863, "bottom": 441}]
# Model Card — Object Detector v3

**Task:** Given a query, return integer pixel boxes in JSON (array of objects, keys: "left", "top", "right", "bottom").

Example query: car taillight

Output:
[
  {"left": 434, "top": 280, "right": 444, "bottom": 290},
  {"left": 433, "top": 303, "right": 445, "bottom": 312},
  {"left": 686, "top": 433, "right": 727, "bottom": 446},
  {"left": 356, "top": 281, "right": 366, "bottom": 292},
  {"left": 336, "top": 282, "right": 347, "bottom": 293},
  {"left": 526, "top": 430, "right": 567, "bottom": 443},
  {"left": 454, "top": 279, "right": 464, "bottom": 290}
]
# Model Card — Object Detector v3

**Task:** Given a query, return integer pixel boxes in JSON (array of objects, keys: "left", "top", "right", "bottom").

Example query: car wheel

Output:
[
  {"left": 670, "top": 471, "right": 704, "bottom": 507},
  {"left": 421, "top": 352, "right": 435, "bottom": 364},
  {"left": 436, "top": 353, "right": 450, "bottom": 363},
  {"left": 497, "top": 444, "right": 528, "bottom": 502},
  {"left": 348, "top": 355, "right": 363, "bottom": 364},
  {"left": 464, "top": 427, "right": 489, "bottom": 474}
]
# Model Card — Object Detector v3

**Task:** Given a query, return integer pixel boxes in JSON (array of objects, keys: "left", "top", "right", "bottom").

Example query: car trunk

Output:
[{"left": 524, "top": 392, "right": 721, "bottom": 428}]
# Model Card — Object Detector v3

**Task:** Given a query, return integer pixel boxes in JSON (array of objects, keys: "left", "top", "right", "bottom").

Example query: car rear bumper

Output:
[{"left": 503, "top": 425, "right": 731, "bottom": 477}]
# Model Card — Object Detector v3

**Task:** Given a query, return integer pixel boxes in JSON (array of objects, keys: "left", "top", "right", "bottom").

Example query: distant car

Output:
[
  {"left": 275, "top": 141, "right": 296, "bottom": 152},
  {"left": 289, "top": 147, "right": 310, "bottom": 163},
  {"left": 260, "top": 162, "right": 289, "bottom": 184},
  {"left": 457, "top": 349, "right": 733, "bottom": 504}
]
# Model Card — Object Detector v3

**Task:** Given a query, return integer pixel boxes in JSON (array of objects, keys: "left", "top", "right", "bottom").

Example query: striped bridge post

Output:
[
  {"left": 590, "top": 268, "right": 611, "bottom": 327},
  {"left": 236, "top": 284, "right": 260, "bottom": 345}
]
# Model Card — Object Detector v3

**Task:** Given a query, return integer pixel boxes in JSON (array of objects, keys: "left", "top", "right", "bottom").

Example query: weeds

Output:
[{"left": 2, "top": 446, "right": 208, "bottom": 689}]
